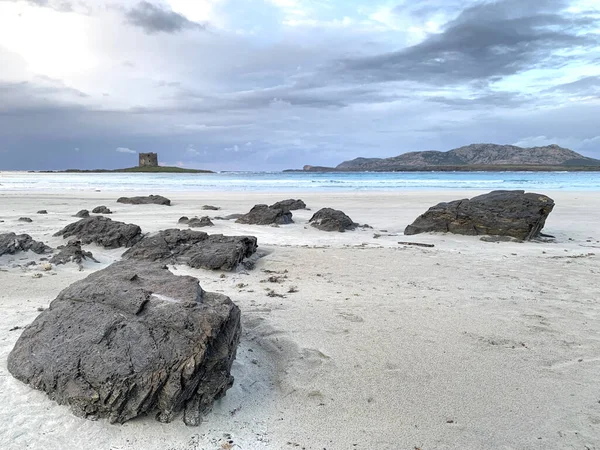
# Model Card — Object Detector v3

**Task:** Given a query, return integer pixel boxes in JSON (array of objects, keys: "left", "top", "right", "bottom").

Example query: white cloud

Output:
[{"left": 116, "top": 147, "right": 136, "bottom": 153}]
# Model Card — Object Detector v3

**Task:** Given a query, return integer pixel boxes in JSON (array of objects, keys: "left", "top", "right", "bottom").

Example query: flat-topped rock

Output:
[
  {"left": 117, "top": 195, "right": 171, "bottom": 206},
  {"left": 54, "top": 216, "right": 143, "bottom": 249},
  {"left": 37, "top": 210, "right": 48, "bottom": 214},
  {"left": 0, "top": 232, "right": 52, "bottom": 256},
  {"left": 123, "top": 229, "right": 257, "bottom": 271},
  {"left": 92, "top": 206, "right": 112, "bottom": 214},
  {"left": 269, "top": 199, "right": 306, "bottom": 211},
  {"left": 309, "top": 208, "right": 357, "bottom": 232},
  {"left": 236, "top": 204, "right": 293, "bottom": 225},
  {"left": 404, "top": 190, "right": 555, "bottom": 240},
  {"left": 18, "top": 217, "right": 33, "bottom": 223},
  {"left": 201, "top": 205, "right": 220, "bottom": 211},
  {"left": 7, "top": 261, "right": 241, "bottom": 426}
]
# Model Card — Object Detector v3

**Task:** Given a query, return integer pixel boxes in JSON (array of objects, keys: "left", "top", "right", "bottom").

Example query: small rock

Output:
[
  {"left": 92, "top": 206, "right": 112, "bottom": 214},
  {"left": 74, "top": 210, "right": 90, "bottom": 218},
  {"left": 37, "top": 210, "right": 48, "bottom": 214},
  {"left": 201, "top": 205, "right": 220, "bottom": 211},
  {"left": 309, "top": 208, "right": 357, "bottom": 232},
  {"left": 178, "top": 216, "right": 190, "bottom": 224},
  {"left": 18, "top": 217, "right": 33, "bottom": 223},
  {"left": 188, "top": 216, "right": 214, "bottom": 228}
]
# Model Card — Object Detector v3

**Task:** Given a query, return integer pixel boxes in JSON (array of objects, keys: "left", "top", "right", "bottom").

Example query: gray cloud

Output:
[
  {"left": 341, "top": 0, "right": 599, "bottom": 85},
  {"left": 0, "top": 0, "right": 74, "bottom": 12},
  {"left": 124, "top": 1, "right": 206, "bottom": 34}
]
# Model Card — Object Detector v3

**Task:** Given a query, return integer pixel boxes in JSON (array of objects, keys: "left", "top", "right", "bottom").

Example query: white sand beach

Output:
[{"left": 0, "top": 190, "right": 599, "bottom": 450}]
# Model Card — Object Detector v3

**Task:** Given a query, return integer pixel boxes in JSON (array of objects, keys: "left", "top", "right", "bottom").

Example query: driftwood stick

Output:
[{"left": 398, "top": 241, "right": 435, "bottom": 248}]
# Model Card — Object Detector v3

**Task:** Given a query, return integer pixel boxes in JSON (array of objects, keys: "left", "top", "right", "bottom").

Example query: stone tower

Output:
[{"left": 139, "top": 152, "right": 158, "bottom": 167}]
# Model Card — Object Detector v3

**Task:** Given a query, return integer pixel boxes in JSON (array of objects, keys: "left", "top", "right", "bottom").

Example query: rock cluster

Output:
[
  {"left": 0, "top": 232, "right": 52, "bottom": 256},
  {"left": 49, "top": 240, "right": 99, "bottom": 268}
]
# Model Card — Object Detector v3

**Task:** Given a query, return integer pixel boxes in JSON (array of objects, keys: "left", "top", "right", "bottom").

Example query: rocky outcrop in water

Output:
[
  {"left": 7, "top": 261, "right": 241, "bottom": 426},
  {"left": 54, "top": 216, "right": 143, "bottom": 249},
  {"left": 404, "top": 190, "right": 555, "bottom": 240}
]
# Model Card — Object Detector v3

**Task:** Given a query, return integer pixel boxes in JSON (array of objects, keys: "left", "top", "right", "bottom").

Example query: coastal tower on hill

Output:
[{"left": 139, "top": 152, "right": 158, "bottom": 167}]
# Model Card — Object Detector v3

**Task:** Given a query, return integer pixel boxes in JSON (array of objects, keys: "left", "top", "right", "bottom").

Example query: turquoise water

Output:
[{"left": 1, "top": 171, "right": 599, "bottom": 192}]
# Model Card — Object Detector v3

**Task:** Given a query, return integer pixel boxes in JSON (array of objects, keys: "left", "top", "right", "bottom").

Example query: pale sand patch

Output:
[{"left": 0, "top": 190, "right": 599, "bottom": 449}]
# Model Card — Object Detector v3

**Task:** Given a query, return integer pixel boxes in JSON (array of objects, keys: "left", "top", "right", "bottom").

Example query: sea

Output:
[{"left": 0, "top": 171, "right": 599, "bottom": 192}]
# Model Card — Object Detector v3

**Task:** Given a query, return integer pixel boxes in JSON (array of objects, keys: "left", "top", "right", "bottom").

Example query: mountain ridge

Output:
[{"left": 302, "top": 143, "right": 600, "bottom": 172}]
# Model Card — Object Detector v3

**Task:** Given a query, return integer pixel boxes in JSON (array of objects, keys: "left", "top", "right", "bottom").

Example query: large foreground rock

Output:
[
  {"left": 0, "top": 232, "right": 52, "bottom": 256},
  {"left": 236, "top": 204, "right": 293, "bottom": 225},
  {"left": 123, "top": 229, "right": 257, "bottom": 271},
  {"left": 404, "top": 190, "right": 555, "bottom": 240},
  {"left": 269, "top": 199, "right": 306, "bottom": 211},
  {"left": 7, "top": 261, "right": 241, "bottom": 426},
  {"left": 309, "top": 208, "right": 357, "bottom": 232},
  {"left": 117, "top": 195, "right": 171, "bottom": 206},
  {"left": 54, "top": 216, "right": 143, "bottom": 249}
]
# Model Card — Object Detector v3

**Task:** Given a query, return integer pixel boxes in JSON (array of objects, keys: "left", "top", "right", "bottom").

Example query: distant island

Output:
[
  {"left": 40, "top": 152, "right": 213, "bottom": 174},
  {"left": 59, "top": 166, "right": 214, "bottom": 174},
  {"left": 291, "top": 144, "right": 600, "bottom": 172}
]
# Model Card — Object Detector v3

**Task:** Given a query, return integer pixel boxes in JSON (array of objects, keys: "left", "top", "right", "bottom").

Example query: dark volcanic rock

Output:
[
  {"left": 201, "top": 205, "right": 220, "bottom": 211},
  {"left": 188, "top": 216, "right": 214, "bottom": 228},
  {"left": 18, "top": 217, "right": 33, "bottom": 223},
  {"left": 37, "top": 210, "right": 48, "bottom": 214},
  {"left": 50, "top": 240, "right": 99, "bottom": 268},
  {"left": 309, "top": 208, "right": 357, "bottom": 232},
  {"left": 404, "top": 190, "right": 555, "bottom": 240},
  {"left": 54, "top": 216, "right": 143, "bottom": 249},
  {"left": 178, "top": 216, "right": 190, "bottom": 224},
  {"left": 117, "top": 195, "right": 171, "bottom": 206},
  {"left": 0, "top": 232, "right": 52, "bottom": 256},
  {"left": 7, "top": 261, "right": 241, "bottom": 426},
  {"left": 92, "top": 206, "right": 112, "bottom": 214},
  {"left": 123, "top": 229, "right": 257, "bottom": 271},
  {"left": 269, "top": 199, "right": 306, "bottom": 211},
  {"left": 236, "top": 204, "right": 293, "bottom": 225},
  {"left": 74, "top": 209, "right": 90, "bottom": 218}
]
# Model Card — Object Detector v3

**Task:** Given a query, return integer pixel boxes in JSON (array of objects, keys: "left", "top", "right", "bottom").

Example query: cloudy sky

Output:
[{"left": 0, "top": 0, "right": 599, "bottom": 171}]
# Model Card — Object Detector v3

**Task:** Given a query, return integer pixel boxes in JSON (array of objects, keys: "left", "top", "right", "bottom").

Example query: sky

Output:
[{"left": 0, "top": 0, "right": 599, "bottom": 171}]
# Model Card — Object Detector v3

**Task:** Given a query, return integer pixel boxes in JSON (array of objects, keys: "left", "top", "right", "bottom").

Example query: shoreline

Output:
[{"left": 0, "top": 190, "right": 599, "bottom": 449}]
